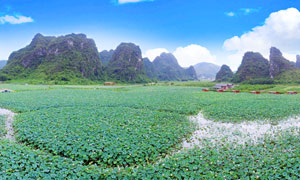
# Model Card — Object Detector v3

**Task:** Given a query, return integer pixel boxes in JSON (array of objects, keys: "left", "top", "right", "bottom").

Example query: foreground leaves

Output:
[{"left": 15, "top": 106, "right": 194, "bottom": 167}]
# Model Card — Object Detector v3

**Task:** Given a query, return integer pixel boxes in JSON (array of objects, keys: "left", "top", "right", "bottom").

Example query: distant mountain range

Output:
[
  {"left": 0, "top": 60, "right": 6, "bottom": 69},
  {"left": 145, "top": 53, "right": 197, "bottom": 81},
  {"left": 193, "top": 62, "right": 220, "bottom": 80},
  {"left": 0, "top": 33, "right": 198, "bottom": 83},
  {"left": 2, "top": 32, "right": 300, "bottom": 84},
  {"left": 220, "top": 47, "right": 300, "bottom": 84}
]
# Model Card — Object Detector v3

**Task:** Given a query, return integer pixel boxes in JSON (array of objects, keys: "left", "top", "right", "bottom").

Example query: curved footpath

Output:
[{"left": 0, "top": 108, "right": 16, "bottom": 141}]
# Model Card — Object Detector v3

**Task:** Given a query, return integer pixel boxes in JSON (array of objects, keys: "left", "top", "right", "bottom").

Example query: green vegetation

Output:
[
  {"left": 2, "top": 34, "right": 103, "bottom": 82},
  {"left": 0, "top": 73, "right": 10, "bottom": 81},
  {"left": 233, "top": 52, "right": 270, "bottom": 83},
  {"left": 0, "top": 116, "right": 6, "bottom": 137},
  {"left": 149, "top": 53, "right": 197, "bottom": 81},
  {"left": 201, "top": 92, "right": 300, "bottom": 122},
  {"left": 6, "top": 77, "right": 101, "bottom": 85},
  {"left": 232, "top": 84, "right": 276, "bottom": 92},
  {"left": 1, "top": 85, "right": 300, "bottom": 178},
  {"left": 269, "top": 47, "right": 297, "bottom": 78},
  {"left": 241, "top": 78, "right": 275, "bottom": 85},
  {"left": 115, "top": 132, "right": 300, "bottom": 179},
  {"left": 2, "top": 34, "right": 299, "bottom": 86},
  {"left": 159, "top": 81, "right": 216, "bottom": 87},
  {"left": 231, "top": 84, "right": 300, "bottom": 93},
  {"left": 15, "top": 107, "right": 193, "bottom": 167},
  {"left": 215, "top": 65, "right": 233, "bottom": 82},
  {"left": 99, "top": 50, "right": 114, "bottom": 67},
  {"left": 264, "top": 84, "right": 300, "bottom": 93},
  {"left": 275, "top": 69, "right": 300, "bottom": 84},
  {"left": 0, "top": 140, "right": 101, "bottom": 179},
  {"left": 106, "top": 43, "right": 149, "bottom": 83},
  {"left": 232, "top": 47, "right": 298, "bottom": 84}
]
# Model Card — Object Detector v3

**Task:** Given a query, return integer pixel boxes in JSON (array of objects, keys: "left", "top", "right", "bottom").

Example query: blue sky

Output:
[{"left": 1, "top": 0, "right": 300, "bottom": 69}]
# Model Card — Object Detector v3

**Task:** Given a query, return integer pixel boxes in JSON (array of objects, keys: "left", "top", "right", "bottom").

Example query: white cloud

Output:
[
  {"left": 223, "top": 8, "right": 300, "bottom": 69},
  {"left": 173, "top": 44, "right": 216, "bottom": 67},
  {"left": 226, "top": 8, "right": 259, "bottom": 17},
  {"left": 143, "top": 48, "right": 169, "bottom": 61},
  {"left": 225, "top": 12, "right": 235, "bottom": 17},
  {"left": 0, "top": 15, "right": 34, "bottom": 24},
  {"left": 144, "top": 45, "right": 217, "bottom": 67},
  {"left": 116, "top": 0, "right": 153, "bottom": 4},
  {"left": 240, "top": 8, "right": 259, "bottom": 15}
]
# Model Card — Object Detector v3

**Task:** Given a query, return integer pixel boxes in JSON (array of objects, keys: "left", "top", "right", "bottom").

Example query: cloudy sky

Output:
[{"left": 1, "top": 0, "right": 300, "bottom": 70}]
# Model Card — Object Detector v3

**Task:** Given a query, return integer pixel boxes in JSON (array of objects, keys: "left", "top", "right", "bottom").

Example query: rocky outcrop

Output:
[
  {"left": 215, "top": 65, "right": 233, "bottom": 82},
  {"left": 232, "top": 52, "right": 270, "bottom": 82},
  {"left": 296, "top": 55, "right": 300, "bottom": 69},
  {"left": 106, "top": 43, "right": 147, "bottom": 82},
  {"left": 269, "top": 47, "right": 297, "bottom": 78},
  {"left": 2, "top": 33, "right": 102, "bottom": 81},
  {"left": 143, "top": 58, "right": 156, "bottom": 79},
  {"left": 184, "top": 66, "right": 197, "bottom": 80},
  {"left": 151, "top": 53, "right": 197, "bottom": 81},
  {"left": 99, "top": 50, "right": 114, "bottom": 67}
]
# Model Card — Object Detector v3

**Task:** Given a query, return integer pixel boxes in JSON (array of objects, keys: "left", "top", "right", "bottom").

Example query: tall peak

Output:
[{"left": 270, "top": 47, "right": 282, "bottom": 57}]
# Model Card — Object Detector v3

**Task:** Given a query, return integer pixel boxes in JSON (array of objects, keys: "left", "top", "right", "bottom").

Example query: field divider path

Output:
[
  {"left": 0, "top": 108, "right": 16, "bottom": 141},
  {"left": 182, "top": 112, "right": 300, "bottom": 149}
]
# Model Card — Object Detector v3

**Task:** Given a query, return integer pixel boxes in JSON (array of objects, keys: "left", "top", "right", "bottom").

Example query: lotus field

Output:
[
  {"left": 1, "top": 85, "right": 300, "bottom": 179},
  {"left": 0, "top": 115, "right": 6, "bottom": 137}
]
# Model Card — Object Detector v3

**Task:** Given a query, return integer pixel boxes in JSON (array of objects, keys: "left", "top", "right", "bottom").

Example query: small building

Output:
[
  {"left": 212, "top": 83, "right": 234, "bottom": 90},
  {"left": 287, "top": 91, "right": 297, "bottom": 95},
  {"left": 104, "top": 82, "right": 116, "bottom": 86}
]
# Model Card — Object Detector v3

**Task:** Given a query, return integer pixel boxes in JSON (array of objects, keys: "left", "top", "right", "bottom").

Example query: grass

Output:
[
  {"left": 264, "top": 84, "right": 300, "bottom": 93},
  {"left": 157, "top": 81, "right": 216, "bottom": 87},
  {"left": 231, "top": 84, "right": 276, "bottom": 92}
]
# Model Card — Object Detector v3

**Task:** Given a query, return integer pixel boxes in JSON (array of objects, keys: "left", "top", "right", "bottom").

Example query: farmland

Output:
[
  {"left": 0, "top": 115, "right": 5, "bottom": 137},
  {"left": 1, "top": 84, "right": 300, "bottom": 179}
]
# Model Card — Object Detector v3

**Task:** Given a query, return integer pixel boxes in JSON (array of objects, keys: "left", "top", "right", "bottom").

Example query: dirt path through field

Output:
[
  {"left": 182, "top": 112, "right": 300, "bottom": 149},
  {"left": 0, "top": 109, "right": 16, "bottom": 141}
]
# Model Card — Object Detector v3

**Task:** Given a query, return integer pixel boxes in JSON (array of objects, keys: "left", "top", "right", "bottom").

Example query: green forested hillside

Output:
[
  {"left": 106, "top": 43, "right": 149, "bottom": 82},
  {"left": 149, "top": 53, "right": 197, "bottom": 81},
  {"left": 1, "top": 33, "right": 103, "bottom": 83},
  {"left": 232, "top": 52, "right": 270, "bottom": 83},
  {"left": 215, "top": 64, "right": 233, "bottom": 82}
]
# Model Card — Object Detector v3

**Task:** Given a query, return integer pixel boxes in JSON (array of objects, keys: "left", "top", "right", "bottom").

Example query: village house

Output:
[
  {"left": 104, "top": 82, "right": 116, "bottom": 86},
  {"left": 212, "top": 83, "right": 234, "bottom": 90}
]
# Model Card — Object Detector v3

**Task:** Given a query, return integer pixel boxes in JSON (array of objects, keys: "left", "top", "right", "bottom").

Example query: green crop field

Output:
[
  {"left": 1, "top": 84, "right": 300, "bottom": 179},
  {"left": 0, "top": 115, "right": 6, "bottom": 137}
]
